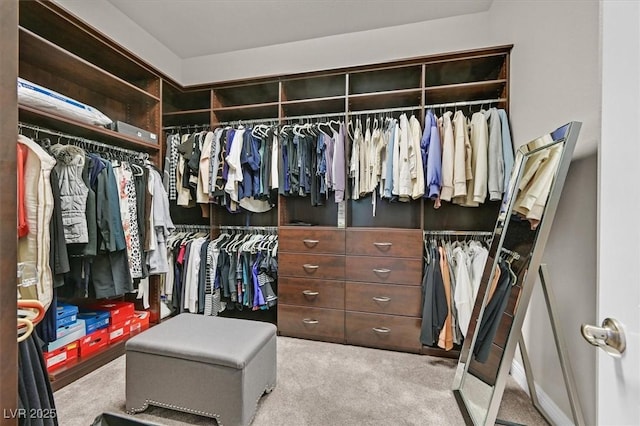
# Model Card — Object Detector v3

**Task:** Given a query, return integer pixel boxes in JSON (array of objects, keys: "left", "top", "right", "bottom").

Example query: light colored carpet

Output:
[{"left": 54, "top": 336, "right": 548, "bottom": 425}]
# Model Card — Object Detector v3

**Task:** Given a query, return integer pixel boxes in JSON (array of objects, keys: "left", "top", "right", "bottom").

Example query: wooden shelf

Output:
[
  {"left": 214, "top": 83, "right": 279, "bottom": 107},
  {"left": 425, "top": 54, "right": 506, "bottom": 86},
  {"left": 282, "top": 74, "right": 346, "bottom": 100},
  {"left": 163, "top": 109, "right": 211, "bottom": 127},
  {"left": 212, "top": 102, "right": 279, "bottom": 112},
  {"left": 212, "top": 103, "right": 279, "bottom": 121},
  {"left": 19, "top": 27, "right": 160, "bottom": 104},
  {"left": 282, "top": 97, "right": 346, "bottom": 116},
  {"left": 424, "top": 79, "right": 507, "bottom": 104},
  {"left": 349, "top": 88, "right": 422, "bottom": 111},
  {"left": 19, "top": 0, "right": 160, "bottom": 95},
  {"left": 49, "top": 338, "right": 129, "bottom": 392},
  {"left": 282, "top": 95, "right": 345, "bottom": 105},
  {"left": 163, "top": 83, "right": 211, "bottom": 112},
  {"left": 19, "top": 105, "right": 161, "bottom": 153},
  {"left": 349, "top": 65, "right": 422, "bottom": 94},
  {"left": 163, "top": 108, "right": 211, "bottom": 116}
]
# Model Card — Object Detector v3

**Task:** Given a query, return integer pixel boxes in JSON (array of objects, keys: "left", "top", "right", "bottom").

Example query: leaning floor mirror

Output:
[{"left": 452, "top": 122, "right": 582, "bottom": 425}]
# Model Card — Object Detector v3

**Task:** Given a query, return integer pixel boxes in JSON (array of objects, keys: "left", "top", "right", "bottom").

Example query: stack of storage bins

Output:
[
  {"left": 43, "top": 300, "right": 151, "bottom": 373},
  {"left": 43, "top": 303, "right": 84, "bottom": 372}
]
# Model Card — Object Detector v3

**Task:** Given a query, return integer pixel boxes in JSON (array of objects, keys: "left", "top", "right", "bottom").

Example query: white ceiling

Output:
[{"left": 105, "top": 0, "right": 493, "bottom": 59}]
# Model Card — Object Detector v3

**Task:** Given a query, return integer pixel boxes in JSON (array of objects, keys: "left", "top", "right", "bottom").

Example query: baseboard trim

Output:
[{"left": 510, "top": 360, "right": 574, "bottom": 426}]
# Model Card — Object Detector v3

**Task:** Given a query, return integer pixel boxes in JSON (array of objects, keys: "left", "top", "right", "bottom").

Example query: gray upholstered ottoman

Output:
[{"left": 125, "top": 314, "right": 277, "bottom": 426}]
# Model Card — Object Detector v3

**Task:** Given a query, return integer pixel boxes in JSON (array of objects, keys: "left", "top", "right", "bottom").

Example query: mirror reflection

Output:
[{"left": 453, "top": 122, "right": 578, "bottom": 425}]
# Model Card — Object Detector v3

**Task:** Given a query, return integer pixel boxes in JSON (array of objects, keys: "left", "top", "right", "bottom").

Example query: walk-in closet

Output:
[{"left": 2, "top": 1, "right": 632, "bottom": 426}]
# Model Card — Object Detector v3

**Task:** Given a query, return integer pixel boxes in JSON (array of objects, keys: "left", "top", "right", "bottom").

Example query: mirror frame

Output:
[{"left": 452, "top": 121, "right": 582, "bottom": 425}]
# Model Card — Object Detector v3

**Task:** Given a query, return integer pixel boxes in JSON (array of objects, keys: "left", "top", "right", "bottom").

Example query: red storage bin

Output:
[
  {"left": 79, "top": 328, "right": 109, "bottom": 357},
  {"left": 82, "top": 300, "right": 135, "bottom": 325},
  {"left": 108, "top": 318, "right": 132, "bottom": 344},
  {"left": 129, "top": 311, "right": 150, "bottom": 335},
  {"left": 44, "top": 340, "right": 79, "bottom": 373}
]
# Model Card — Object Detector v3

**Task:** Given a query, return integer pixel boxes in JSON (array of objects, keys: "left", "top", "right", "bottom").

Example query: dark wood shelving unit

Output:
[
  {"left": 164, "top": 44, "right": 512, "bottom": 361},
  {"left": 13, "top": 0, "right": 165, "bottom": 394}
]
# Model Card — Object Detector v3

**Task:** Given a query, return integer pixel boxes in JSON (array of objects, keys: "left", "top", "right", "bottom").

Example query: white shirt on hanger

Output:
[
  {"left": 224, "top": 128, "right": 246, "bottom": 203},
  {"left": 440, "top": 111, "right": 455, "bottom": 202}
]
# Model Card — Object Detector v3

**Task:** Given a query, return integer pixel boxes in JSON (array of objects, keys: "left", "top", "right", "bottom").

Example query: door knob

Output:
[{"left": 581, "top": 318, "right": 626, "bottom": 357}]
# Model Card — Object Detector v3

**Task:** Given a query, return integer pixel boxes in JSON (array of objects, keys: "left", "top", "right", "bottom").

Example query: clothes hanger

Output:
[
  {"left": 17, "top": 317, "right": 34, "bottom": 343},
  {"left": 347, "top": 118, "right": 356, "bottom": 141},
  {"left": 17, "top": 299, "right": 45, "bottom": 326},
  {"left": 293, "top": 123, "right": 304, "bottom": 137},
  {"left": 329, "top": 119, "right": 342, "bottom": 133},
  {"left": 317, "top": 121, "right": 332, "bottom": 137},
  {"left": 130, "top": 162, "right": 145, "bottom": 177}
]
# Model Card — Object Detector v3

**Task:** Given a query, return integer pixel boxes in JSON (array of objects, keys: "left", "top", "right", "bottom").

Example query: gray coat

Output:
[{"left": 50, "top": 144, "right": 89, "bottom": 244}]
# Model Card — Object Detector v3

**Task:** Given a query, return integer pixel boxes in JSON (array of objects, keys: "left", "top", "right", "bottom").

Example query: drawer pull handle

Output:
[
  {"left": 303, "top": 239, "right": 320, "bottom": 248},
  {"left": 303, "top": 264, "right": 320, "bottom": 272},
  {"left": 302, "top": 318, "right": 319, "bottom": 325},
  {"left": 373, "top": 242, "right": 393, "bottom": 249},
  {"left": 372, "top": 296, "right": 391, "bottom": 303},
  {"left": 373, "top": 327, "right": 391, "bottom": 334},
  {"left": 373, "top": 268, "right": 391, "bottom": 275},
  {"left": 302, "top": 290, "right": 319, "bottom": 297}
]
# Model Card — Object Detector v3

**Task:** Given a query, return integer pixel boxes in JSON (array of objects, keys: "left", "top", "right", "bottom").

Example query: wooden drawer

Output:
[
  {"left": 279, "top": 277, "right": 344, "bottom": 309},
  {"left": 346, "top": 228, "right": 422, "bottom": 258},
  {"left": 279, "top": 227, "right": 345, "bottom": 254},
  {"left": 345, "top": 282, "right": 421, "bottom": 317},
  {"left": 345, "top": 312, "right": 421, "bottom": 353},
  {"left": 279, "top": 253, "right": 345, "bottom": 280},
  {"left": 278, "top": 305, "right": 344, "bottom": 343},
  {"left": 345, "top": 256, "right": 422, "bottom": 285}
]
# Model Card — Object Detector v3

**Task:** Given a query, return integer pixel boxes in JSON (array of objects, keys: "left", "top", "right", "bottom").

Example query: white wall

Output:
[
  {"left": 181, "top": 12, "right": 492, "bottom": 85},
  {"left": 53, "top": 0, "right": 182, "bottom": 82},
  {"left": 488, "top": 1, "right": 600, "bottom": 424}
]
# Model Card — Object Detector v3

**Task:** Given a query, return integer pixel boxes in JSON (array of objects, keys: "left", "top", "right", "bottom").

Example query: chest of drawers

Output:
[{"left": 277, "top": 226, "right": 424, "bottom": 353}]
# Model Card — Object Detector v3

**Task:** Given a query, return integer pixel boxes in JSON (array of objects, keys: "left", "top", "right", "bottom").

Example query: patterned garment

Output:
[
  {"left": 115, "top": 162, "right": 143, "bottom": 279},
  {"left": 204, "top": 241, "right": 220, "bottom": 316},
  {"left": 164, "top": 133, "right": 180, "bottom": 200}
]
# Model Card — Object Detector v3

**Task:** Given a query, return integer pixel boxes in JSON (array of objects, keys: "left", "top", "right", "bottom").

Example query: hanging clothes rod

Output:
[
  {"left": 424, "top": 98, "right": 506, "bottom": 109},
  {"left": 18, "top": 121, "right": 147, "bottom": 158},
  {"left": 349, "top": 105, "right": 422, "bottom": 116},
  {"left": 423, "top": 230, "right": 493, "bottom": 236},
  {"left": 283, "top": 111, "right": 346, "bottom": 122},
  {"left": 173, "top": 224, "right": 210, "bottom": 231},
  {"left": 218, "top": 225, "right": 278, "bottom": 233},
  {"left": 163, "top": 119, "right": 279, "bottom": 132},
  {"left": 216, "top": 118, "right": 279, "bottom": 127},
  {"left": 162, "top": 124, "right": 210, "bottom": 132}
]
